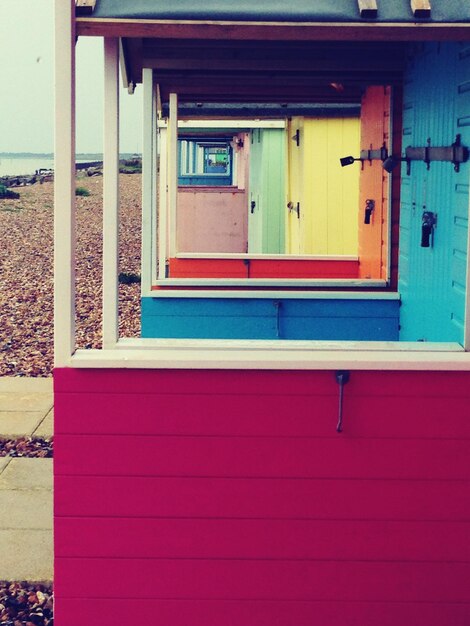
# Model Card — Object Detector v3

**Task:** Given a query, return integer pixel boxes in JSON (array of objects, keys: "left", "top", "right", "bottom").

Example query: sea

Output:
[
  {"left": 0, "top": 156, "right": 55, "bottom": 177},
  {"left": 0, "top": 154, "right": 104, "bottom": 177}
]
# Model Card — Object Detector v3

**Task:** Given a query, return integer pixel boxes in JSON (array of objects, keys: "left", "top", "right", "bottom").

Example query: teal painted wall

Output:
[
  {"left": 399, "top": 43, "right": 469, "bottom": 343},
  {"left": 142, "top": 297, "right": 399, "bottom": 341},
  {"left": 248, "top": 129, "right": 286, "bottom": 254}
]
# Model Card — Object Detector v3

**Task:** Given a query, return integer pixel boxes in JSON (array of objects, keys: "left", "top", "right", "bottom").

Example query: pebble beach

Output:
[{"left": 0, "top": 174, "right": 142, "bottom": 377}]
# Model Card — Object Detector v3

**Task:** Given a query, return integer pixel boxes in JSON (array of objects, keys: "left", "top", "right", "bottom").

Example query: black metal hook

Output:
[{"left": 335, "top": 370, "right": 350, "bottom": 433}]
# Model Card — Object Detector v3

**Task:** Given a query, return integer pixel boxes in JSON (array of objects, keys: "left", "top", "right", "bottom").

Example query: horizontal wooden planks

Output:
[
  {"left": 55, "top": 475, "right": 470, "bottom": 521},
  {"left": 169, "top": 258, "right": 248, "bottom": 278},
  {"left": 55, "top": 558, "right": 470, "bottom": 602},
  {"left": 168, "top": 257, "right": 360, "bottom": 279},
  {"left": 251, "top": 259, "right": 359, "bottom": 278},
  {"left": 55, "top": 369, "right": 470, "bottom": 625},
  {"left": 142, "top": 297, "right": 399, "bottom": 318},
  {"left": 56, "top": 517, "right": 470, "bottom": 561},
  {"left": 141, "top": 297, "right": 399, "bottom": 339},
  {"left": 55, "top": 434, "right": 470, "bottom": 480},
  {"left": 56, "top": 598, "right": 470, "bottom": 626},
  {"left": 54, "top": 390, "right": 470, "bottom": 438},
  {"left": 54, "top": 391, "right": 337, "bottom": 436},
  {"left": 53, "top": 368, "right": 470, "bottom": 397}
]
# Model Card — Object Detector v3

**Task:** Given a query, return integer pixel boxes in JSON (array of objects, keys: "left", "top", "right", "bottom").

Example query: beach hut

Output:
[
  {"left": 55, "top": 1, "right": 470, "bottom": 624},
  {"left": 163, "top": 113, "right": 361, "bottom": 282},
  {"left": 163, "top": 119, "right": 287, "bottom": 279}
]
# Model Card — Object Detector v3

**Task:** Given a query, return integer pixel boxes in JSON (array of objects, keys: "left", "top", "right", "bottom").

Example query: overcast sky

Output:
[{"left": 0, "top": 0, "right": 142, "bottom": 154}]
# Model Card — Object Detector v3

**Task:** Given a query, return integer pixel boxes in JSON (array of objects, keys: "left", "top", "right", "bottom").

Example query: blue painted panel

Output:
[
  {"left": 141, "top": 297, "right": 399, "bottom": 341},
  {"left": 399, "top": 43, "right": 469, "bottom": 343},
  {"left": 178, "top": 176, "right": 232, "bottom": 186}
]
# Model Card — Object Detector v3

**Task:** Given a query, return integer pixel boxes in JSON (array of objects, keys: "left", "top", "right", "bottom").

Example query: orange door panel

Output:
[{"left": 358, "top": 86, "right": 391, "bottom": 280}]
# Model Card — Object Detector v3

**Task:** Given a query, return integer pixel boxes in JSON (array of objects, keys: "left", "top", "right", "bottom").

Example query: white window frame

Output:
[
  {"left": 154, "top": 111, "right": 387, "bottom": 289},
  {"left": 54, "top": 4, "right": 470, "bottom": 372}
]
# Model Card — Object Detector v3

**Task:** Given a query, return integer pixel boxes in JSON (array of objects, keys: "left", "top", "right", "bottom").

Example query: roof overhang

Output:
[
  {"left": 84, "top": 27, "right": 411, "bottom": 104},
  {"left": 75, "top": 8, "right": 470, "bottom": 104},
  {"left": 76, "top": 18, "right": 470, "bottom": 42}
]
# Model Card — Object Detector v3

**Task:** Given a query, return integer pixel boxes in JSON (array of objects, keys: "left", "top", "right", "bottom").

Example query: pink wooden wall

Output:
[
  {"left": 54, "top": 368, "right": 470, "bottom": 626},
  {"left": 176, "top": 133, "right": 250, "bottom": 253}
]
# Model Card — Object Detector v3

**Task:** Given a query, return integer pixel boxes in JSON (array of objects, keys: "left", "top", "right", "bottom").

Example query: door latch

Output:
[
  {"left": 364, "top": 199, "right": 375, "bottom": 224},
  {"left": 287, "top": 202, "right": 300, "bottom": 219},
  {"left": 250, "top": 200, "right": 256, "bottom": 214},
  {"left": 421, "top": 211, "right": 437, "bottom": 247}
]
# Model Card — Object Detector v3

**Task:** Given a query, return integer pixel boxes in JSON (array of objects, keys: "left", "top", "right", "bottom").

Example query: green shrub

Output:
[
  {"left": 0, "top": 184, "right": 20, "bottom": 199},
  {"left": 75, "top": 186, "right": 90, "bottom": 197},
  {"left": 119, "top": 158, "right": 142, "bottom": 174},
  {"left": 118, "top": 272, "right": 141, "bottom": 284}
]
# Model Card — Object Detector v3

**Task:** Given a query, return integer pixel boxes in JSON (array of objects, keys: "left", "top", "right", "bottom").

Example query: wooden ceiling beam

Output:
[
  {"left": 142, "top": 39, "right": 403, "bottom": 52},
  {"left": 152, "top": 73, "right": 402, "bottom": 93},
  {"left": 410, "top": 0, "right": 431, "bottom": 19},
  {"left": 75, "top": 0, "right": 96, "bottom": 16},
  {"left": 143, "top": 57, "right": 385, "bottom": 73},
  {"left": 357, "top": 0, "right": 378, "bottom": 19},
  {"left": 142, "top": 40, "right": 404, "bottom": 78},
  {"left": 75, "top": 18, "right": 470, "bottom": 43},
  {"left": 123, "top": 37, "right": 143, "bottom": 85},
  {"left": 158, "top": 83, "right": 363, "bottom": 101},
  {"left": 141, "top": 49, "right": 405, "bottom": 74},
  {"left": 160, "top": 92, "right": 363, "bottom": 104}
]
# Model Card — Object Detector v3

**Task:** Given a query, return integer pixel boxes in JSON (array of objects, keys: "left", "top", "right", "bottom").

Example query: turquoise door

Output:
[{"left": 399, "top": 43, "right": 469, "bottom": 344}]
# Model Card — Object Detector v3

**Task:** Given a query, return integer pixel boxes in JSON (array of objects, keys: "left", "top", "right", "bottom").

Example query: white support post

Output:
[
  {"left": 151, "top": 87, "right": 158, "bottom": 284},
  {"left": 54, "top": 0, "right": 76, "bottom": 367},
  {"left": 158, "top": 127, "right": 168, "bottom": 279},
  {"left": 168, "top": 93, "right": 178, "bottom": 258},
  {"left": 142, "top": 69, "right": 157, "bottom": 292},
  {"left": 103, "top": 37, "right": 120, "bottom": 348}
]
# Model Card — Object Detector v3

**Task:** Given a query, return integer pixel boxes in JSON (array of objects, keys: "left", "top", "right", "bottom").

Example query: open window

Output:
[
  {"left": 54, "top": 16, "right": 470, "bottom": 368},
  {"left": 154, "top": 86, "right": 398, "bottom": 288},
  {"left": 139, "top": 39, "right": 467, "bottom": 349},
  {"left": 178, "top": 137, "right": 233, "bottom": 186}
]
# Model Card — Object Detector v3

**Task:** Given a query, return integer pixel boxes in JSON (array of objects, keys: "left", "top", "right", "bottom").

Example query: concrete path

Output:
[
  {"left": 0, "top": 377, "right": 53, "bottom": 581},
  {"left": 0, "top": 377, "right": 53, "bottom": 438}
]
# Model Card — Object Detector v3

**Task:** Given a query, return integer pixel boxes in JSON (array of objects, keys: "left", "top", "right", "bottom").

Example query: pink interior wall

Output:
[
  {"left": 176, "top": 133, "right": 249, "bottom": 253},
  {"left": 54, "top": 368, "right": 470, "bottom": 626},
  {"left": 176, "top": 187, "right": 248, "bottom": 253}
]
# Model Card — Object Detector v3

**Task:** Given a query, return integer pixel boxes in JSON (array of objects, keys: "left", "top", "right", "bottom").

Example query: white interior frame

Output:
[
  {"left": 151, "top": 79, "right": 389, "bottom": 289},
  {"left": 54, "top": 7, "right": 470, "bottom": 370},
  {"left": 156, "top": 116, "right": 295, "bottom": 270}
]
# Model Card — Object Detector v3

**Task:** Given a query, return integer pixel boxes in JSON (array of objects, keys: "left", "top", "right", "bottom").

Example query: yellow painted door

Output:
[
  {"left": 286, "top": 117, "right": 303, "bottom": 254},
  {"left": 302, "top": 118, "right": 360, "bottom": 255}
]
